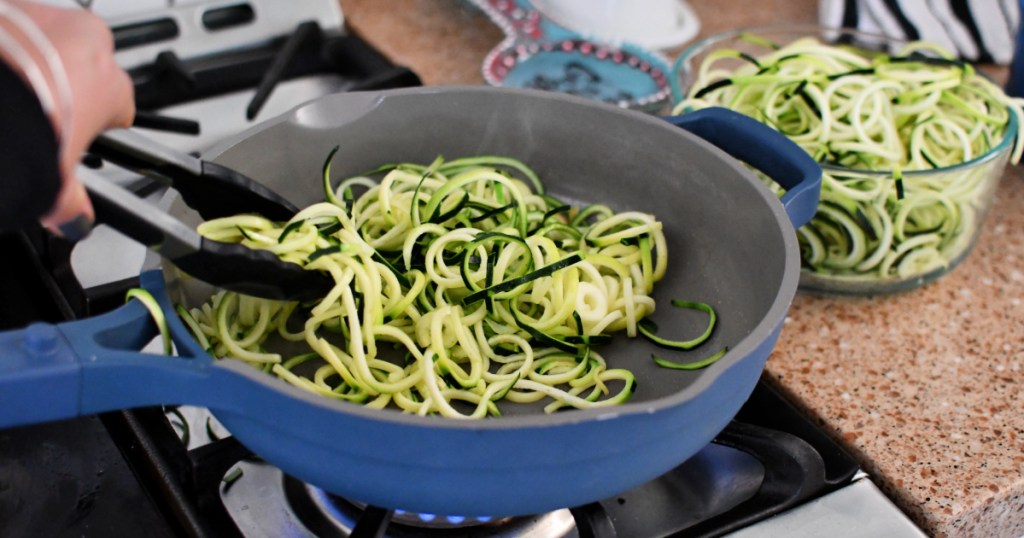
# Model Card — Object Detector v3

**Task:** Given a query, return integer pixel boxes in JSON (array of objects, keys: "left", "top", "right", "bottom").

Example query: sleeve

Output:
[{"left": 0, "top": 59, "right": 62, "bottom": 232}]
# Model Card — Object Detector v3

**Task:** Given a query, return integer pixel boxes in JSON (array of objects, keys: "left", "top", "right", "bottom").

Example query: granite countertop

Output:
[{"left": 340, "top": 1, "right": 1024, "bottom": 536}]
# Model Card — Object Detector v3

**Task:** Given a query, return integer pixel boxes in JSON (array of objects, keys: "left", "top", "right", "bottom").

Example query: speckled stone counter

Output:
[{"left": 339, "top": 2, "right": 1024, "bottom": 536}]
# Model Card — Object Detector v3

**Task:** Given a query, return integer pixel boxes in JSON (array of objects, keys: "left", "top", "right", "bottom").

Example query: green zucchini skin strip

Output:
[
  {"left": 509, "top": 299, "right": 579, "bottom": 353},
  {"left": 126, "top": 288, "right": 172, "bottom": 355},
  {"left": 278, "top": 219, "right": 305, "bottom": 243},
  {"left": 308, "top": 244, "right": 347, "bottom": 263},
  {"left": 221, "top": 466, "right": 244, "bottom": 492},
  {"left": 652, "top": 347, "right": 729, "bottom": 370},
  {"left": 322, "top": 145, "right": 342, "bottom": 206},
  {"left": 462, "top": 253, "right": 582, "bottom": 305},
  {"left": 637, "top": 300, "right": 717, "bottom": 351},
  {"left": 164, "top": 406, "right": 190, "bottom": 446}
]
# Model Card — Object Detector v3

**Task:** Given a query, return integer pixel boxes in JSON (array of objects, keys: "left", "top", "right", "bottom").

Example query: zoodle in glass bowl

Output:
[{"left": 672, "top": 26, "right": 1024, "bottom": 294}]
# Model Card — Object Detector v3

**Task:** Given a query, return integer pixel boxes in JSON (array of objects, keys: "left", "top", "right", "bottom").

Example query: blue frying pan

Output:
[{"left": 0, "top": 87, "right": 819, "bottom": 517}]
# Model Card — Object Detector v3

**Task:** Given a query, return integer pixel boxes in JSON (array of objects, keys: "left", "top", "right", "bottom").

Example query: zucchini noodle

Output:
[
  {"left": 177, "top": 155, "right": 683, "bottom": 419},
  {"left": 674, "top": 35, "right": 1024, "bottom": 287}
]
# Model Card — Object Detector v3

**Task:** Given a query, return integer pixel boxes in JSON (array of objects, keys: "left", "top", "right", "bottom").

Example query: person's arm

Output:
[
  {"left": 0, "top": 0, "right": 134, "bottom": 238},
  {"left": 0, "top": 58, "right": 61, "bottom": 231}
]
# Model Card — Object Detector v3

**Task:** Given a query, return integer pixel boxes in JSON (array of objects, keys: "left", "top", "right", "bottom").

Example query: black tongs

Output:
[{"left": 82, "top": 129, "right": 334, "bottom": 301}]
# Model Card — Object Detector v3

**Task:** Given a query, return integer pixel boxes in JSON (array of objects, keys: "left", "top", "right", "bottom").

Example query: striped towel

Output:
[{"left": 819, "top": 0, "right": 1019, "bottom": 64}]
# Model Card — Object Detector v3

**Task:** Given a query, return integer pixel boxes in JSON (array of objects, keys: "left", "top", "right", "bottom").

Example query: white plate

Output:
[{"left": 530, "top": 0, "right": 700, "bottom": 51}]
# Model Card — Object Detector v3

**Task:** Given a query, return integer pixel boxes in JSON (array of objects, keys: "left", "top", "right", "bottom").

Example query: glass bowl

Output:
[{"left": 671, "top": 25, "right": 1018, "bottom": 294}]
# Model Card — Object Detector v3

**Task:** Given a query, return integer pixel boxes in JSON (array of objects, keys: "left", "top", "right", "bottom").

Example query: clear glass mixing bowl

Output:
[{"left": 671, "top": 25, "right": 1017, "bottom": 294}]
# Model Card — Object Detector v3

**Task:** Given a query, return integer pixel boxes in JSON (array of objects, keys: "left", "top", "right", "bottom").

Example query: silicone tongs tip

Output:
[{"left": 83, "top": 129, "right": 322, "bottom": 302}]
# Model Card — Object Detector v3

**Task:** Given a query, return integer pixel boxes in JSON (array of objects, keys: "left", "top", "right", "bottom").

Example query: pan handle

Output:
[
  {"left": 663, "top": 107, "right": 822, "bottom": 228},
  {"left": 0, "top": 272, "right": 215, "bottom": 429}
]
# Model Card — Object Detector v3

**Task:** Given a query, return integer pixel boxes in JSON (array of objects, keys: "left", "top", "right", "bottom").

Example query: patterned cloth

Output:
[{"left": 819, "top": 0, "right": 1020, "bottom": 64}]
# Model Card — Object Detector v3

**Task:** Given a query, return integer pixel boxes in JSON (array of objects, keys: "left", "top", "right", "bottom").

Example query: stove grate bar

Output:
[
  {"left": 133, "top": 110, "right": 201, "bottom": 135},
  {"left": 570, "top": 503, "right": 618, "bottom": 538},
  {"left": 246, "top": 20, "right": 322, "bottom": 120},
  {"left": 350, "top": 505, "right": 396, "bottom": 538}
]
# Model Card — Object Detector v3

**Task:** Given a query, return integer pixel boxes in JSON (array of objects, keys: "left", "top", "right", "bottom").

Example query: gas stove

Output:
[
  {"left": 1, "top": 2, "right": 925, "bottom": 537},
  {"left": 0, "top": 231, "right": 863, "bottom": 537}
]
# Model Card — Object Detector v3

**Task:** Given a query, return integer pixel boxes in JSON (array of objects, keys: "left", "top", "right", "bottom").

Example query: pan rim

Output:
[{"left": 199, "top": 86, "right": 801, "bottom": 431}]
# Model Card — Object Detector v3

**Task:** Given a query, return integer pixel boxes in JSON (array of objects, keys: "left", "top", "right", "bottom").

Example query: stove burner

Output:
[
  {"left": 284, "top": 476, "right": 577, "bottom": 538},
  {"left": 350, "top": 503, "right": 500, "bottom": 530}
]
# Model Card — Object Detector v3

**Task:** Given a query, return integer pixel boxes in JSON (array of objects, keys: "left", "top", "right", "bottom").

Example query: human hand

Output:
[{"left": 1, "top": 1, "right": 134, "bottom": 238}]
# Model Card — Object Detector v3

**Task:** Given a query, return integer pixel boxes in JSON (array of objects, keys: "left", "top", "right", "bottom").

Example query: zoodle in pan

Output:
[
  {"left": 675, "top": 35, "right": 1024, "bottom": 281},
  {"left": 174, "top": 154, "right": 723, "bottom": 419}
]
